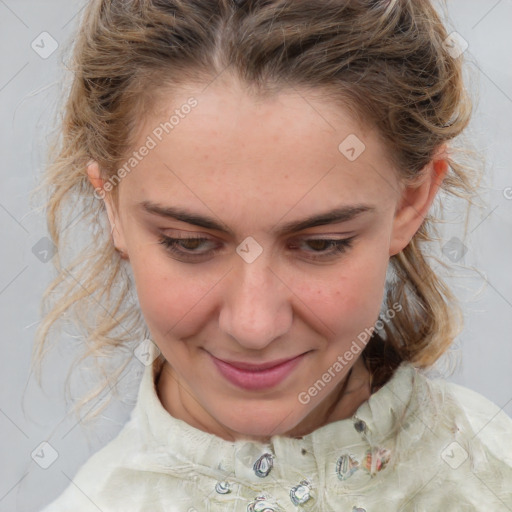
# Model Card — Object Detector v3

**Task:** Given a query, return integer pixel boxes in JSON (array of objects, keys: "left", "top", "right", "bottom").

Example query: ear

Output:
[
  {"left": 87, "top": 161, "right": 129, "bottom": 255},
  {"left": 389, "top": 147, "right": 449, "bottom": 256}
]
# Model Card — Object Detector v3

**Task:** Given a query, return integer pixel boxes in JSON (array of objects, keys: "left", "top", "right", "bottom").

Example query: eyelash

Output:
[{"left": 157, "top": 234, "right": 355, "bottom": 262}]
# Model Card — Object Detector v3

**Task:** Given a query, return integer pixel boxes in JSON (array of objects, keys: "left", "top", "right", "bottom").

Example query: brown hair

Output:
[{"left": 32, "top": 0, "right": 480, "bottom": 419}]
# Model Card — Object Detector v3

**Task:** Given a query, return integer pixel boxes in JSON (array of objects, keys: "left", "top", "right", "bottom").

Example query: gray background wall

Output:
[{"left": 1, "top": 1, "right": 511, "bottom": 510}]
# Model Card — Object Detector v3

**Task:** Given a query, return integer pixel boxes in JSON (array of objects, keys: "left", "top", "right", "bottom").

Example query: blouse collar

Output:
[{"left": 127, "top": 342, "right": 427, "bottom": 487}]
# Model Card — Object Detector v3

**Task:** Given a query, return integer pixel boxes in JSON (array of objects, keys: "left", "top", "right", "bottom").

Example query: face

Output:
[{"left": 89, "top": 75, "right": 445, "bottom": 441}]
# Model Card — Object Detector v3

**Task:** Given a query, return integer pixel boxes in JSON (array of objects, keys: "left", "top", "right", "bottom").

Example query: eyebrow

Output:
[{"left": 139, "top": 200, "right": 375, "bottom": 236}]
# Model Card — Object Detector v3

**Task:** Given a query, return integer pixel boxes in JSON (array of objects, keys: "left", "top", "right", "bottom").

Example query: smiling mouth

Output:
[
  {"left": 208, "top": 352, "right": 310, "bottom": 391},
  {"left": 213, "top": 354, "right": 307, "bottom": 371}
]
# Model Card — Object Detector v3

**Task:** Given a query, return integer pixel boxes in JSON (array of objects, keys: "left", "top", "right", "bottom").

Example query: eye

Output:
[
  {"left": 288, "top": 236, "right": 355, "bottom": 261},
  {"left": 158, "top": 235, "right": 220, "bottom": 262}
]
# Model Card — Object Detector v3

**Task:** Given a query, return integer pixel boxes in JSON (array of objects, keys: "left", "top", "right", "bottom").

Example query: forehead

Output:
[{"left": 120, "top": 79, "right": 400, "bottom": 223}]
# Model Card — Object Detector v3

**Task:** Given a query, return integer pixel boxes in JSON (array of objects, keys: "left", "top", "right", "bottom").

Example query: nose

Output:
[{"left": 218, "top": 253, "right": 293, "bottom": 351}]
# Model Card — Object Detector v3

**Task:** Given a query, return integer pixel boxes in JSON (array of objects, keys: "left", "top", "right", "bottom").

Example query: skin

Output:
[{"left": 88, "top": 75, "right": 448, "bottom": 443}]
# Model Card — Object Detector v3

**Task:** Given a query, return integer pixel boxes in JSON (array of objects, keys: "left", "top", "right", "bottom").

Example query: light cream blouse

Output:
[{"left": 41, "top": 348, "right": 512, "bottom": 511}]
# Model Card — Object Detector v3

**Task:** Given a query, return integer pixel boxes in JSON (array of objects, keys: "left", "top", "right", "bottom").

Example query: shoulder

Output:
[
  {"left": 438, "top": 378, "right": 512, "bottom": 464},
  {"left": 386, "top": 363, "right": 512, "bottom": 466},
  {"left": 40, "top": 420, "right": 139, "bottom": 512},
  {"left": 411, "top": 366, "right": 512, "bottom": 468},
  {"left": 386, "top": 367, "right": 512, "bottom": 507}
]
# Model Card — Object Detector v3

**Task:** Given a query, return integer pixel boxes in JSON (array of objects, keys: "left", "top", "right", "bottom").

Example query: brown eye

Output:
[
  {"left": 306, "top": 239, "right": 332, "bottom": 251},
  {"left": 180, "top": 238, "right": 204, "bottom": 250},
  {"left": 158, "top": 235, "right": 220, "bottom": 262},
  {"left": 289, "top": 237, "right": 356, "bottom": 261}
]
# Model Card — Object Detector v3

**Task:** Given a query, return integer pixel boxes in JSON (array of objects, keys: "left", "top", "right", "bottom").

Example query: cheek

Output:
[
  {"left": 291, "top": 251, "right": 389, "bottom": 339},
  {"left": 129, "top": 248, "right": 214, "bottom": 338}
]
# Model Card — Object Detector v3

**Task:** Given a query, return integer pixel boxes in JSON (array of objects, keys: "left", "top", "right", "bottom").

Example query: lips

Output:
[
  {"left": 209, "top": 352, "right": 308, "bottom": 391},
  {"left": 215, "top": 356, "right": 303, "bottom": 371}
]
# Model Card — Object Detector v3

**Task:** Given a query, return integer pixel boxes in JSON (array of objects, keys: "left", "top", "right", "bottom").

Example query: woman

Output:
[{"left": 35, "top": 0, "right": 512, "bottom": 510}]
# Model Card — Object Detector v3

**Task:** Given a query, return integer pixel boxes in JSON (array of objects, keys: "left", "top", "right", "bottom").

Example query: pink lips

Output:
[{"left": 209, "top": 353, "right": 307, "bottom": 391}]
